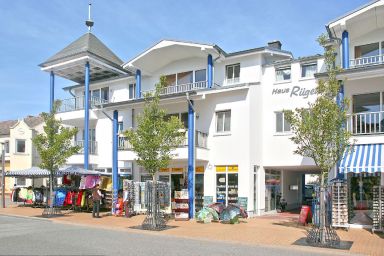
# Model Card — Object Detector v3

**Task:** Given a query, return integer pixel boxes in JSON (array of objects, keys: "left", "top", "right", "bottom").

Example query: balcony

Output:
[
  {"left": 58, "top": 96, "right": 108, "bottom": 113},
  {"left": 225, "top": 77, "right": 240, "bottom": 85},
  {"left": 141, "top": 81, "right": 208, "bottom": 97},
  {"left": 118, "top": 130, "right": 208, "bottom": 150},
  {"left": 349, "top": 54, "right": 384, "bottom": 68},
  {"left": 74, "top": 140, "right": 98, "bottom": 155},
  {"left": 346, "top": 111, "right": 384, "bottom": 135}
]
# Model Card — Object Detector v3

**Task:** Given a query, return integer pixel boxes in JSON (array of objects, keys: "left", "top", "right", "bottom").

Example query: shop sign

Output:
[
  {"left": 172, "top": 167, "right": 183, "bottom": 173},
  {"left": 237, "top": 197, "right": 248, "bottom": 210},
  {"left": 228, "top": 165, "right": 238, "bottom": 172},
  {"left": 160, "top": 168, "right": 169, "bottom": 172},
  {"left": 215, "top": 166, "right": 227, "bottom": 172},
  {"left": 195, "top": 166, "right": 204, "bottom": 173},
  {"left": 272, "top": 86, "right": 317, "bottom": 99}
]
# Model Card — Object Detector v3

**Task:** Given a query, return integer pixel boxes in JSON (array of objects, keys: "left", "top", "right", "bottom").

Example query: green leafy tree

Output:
[
  {"left": 284, "top": 34, "right": 351, "bottom": 243},
  {"left": 125, "top": 76, "right": 185, "bottom": 180},
  {"left": 33, "top": 101, "right": 80, "bottom": 211}
]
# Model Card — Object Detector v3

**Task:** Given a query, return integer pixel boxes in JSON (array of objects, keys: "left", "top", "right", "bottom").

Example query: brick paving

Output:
[{"left": 0, "top": 205, "right": 383, "bottom": 255}]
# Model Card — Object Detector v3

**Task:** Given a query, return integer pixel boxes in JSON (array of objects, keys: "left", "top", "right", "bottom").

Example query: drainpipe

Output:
[
  {"left": 112, "top": 110, "right": 119, "bottom": 214},
  {"left": 50, "top": 71, "right": 55, "bottom": 112},
  {"left": 186, "top": 93, "right": 195, "bottom": 219},
  {"left": 84, "top": 61, "right": 90, "bottom": 170}
]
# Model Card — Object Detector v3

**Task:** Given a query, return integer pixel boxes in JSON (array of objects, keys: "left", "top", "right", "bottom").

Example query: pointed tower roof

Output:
[{"left": 40, "top": 33, "right": 128, "bottom": 83}]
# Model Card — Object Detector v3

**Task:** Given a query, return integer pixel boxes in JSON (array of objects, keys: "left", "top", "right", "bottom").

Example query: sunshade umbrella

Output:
[
  {"left": 196, "top": 207, "right": 219, "bottom": 223},
  {"left": 209, "top": 202, "right": 225, "bottom": 214},
  {"left": 5, "top": 167, "right": 50, "bottom": 177},
  {"left": 220, "top": 204, "right": 248, "bottom": 223},
  {"left": 58, "top": 166, "right": 101, "bottom": 176}
]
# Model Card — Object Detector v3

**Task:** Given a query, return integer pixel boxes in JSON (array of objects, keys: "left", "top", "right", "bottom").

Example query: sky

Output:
[{"left": 0, "top": 0, "right": 369, "bottom": 121}]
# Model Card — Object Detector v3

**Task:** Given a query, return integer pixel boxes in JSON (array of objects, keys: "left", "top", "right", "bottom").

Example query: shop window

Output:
[
  {"left": 128, "top": 84, "right": 136, "bottom": 99},
  {"left": 275, "top": 112, "right": 291, "bottom": 133},
  {"left": 195, "top": 174, "right": 204, "bottom": 212},
  {"left": 215, "top": 166, "right": 238, "bottom": 206},
  {"left": 301, "top": 63, "right": 317, "bottom": 78},
  {"left": 226, "top": 64, "right": 240, "bottom": 84},
  {"left": 177, "top": 71, "right": 193, "bottom": 85},
  {"left": 195, "top": 69, "right": 206, "bottom": 82},
  {"left": 15, "top": 177, "right": 26, "bottom": 186},
  {"left": 216, "top": 110, "right": 231, "bottom": 133},
  {"left": 16, "top": 139, "right": 26, "bottom": 153},
  {"left": 141, "top": 174, "right": 152, "bottom": 182},
  {"left": 275, "top": 67, "right": 291, "bottom": 81}
]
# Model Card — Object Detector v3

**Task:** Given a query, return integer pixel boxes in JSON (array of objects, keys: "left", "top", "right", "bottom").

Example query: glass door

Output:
[
  {"left": 265, "top": 170, "right": 281, "bottom": 212},
  {"left": 195, "top": 174, "right": 204, "bottom": 212},
  {"left": 216, "top": 174, "right": 226, "bottom": 204}
]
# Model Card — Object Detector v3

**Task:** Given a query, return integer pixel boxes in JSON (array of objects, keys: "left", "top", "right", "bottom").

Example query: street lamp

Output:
[{"left": 1, "top": 142, "right": 5, "bottom": 208}]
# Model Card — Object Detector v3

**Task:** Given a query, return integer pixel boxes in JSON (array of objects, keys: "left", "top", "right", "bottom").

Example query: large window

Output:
[
  {"left": 353, "top": 93, "right": 381, "bottom": 114},
  {"left": 165, "top": 112, "right": 189, "bottom": 129},
  {"left": 216, "top": 110, "right": 231, "bottom": 133},
  {"left": 355, "top": 43, "right": 380, "bottom": 58},
  {"left": 195, "top": 69, "right": 206, "bottom": 82},
  {"left": 301, "top": 63, "right": 317, "bottom": 78},
  {"left": 216, "top": 166, "right": 238, "bottom": 206},
  {"left": 128, "top": 84, "right": 136, "bottom": 99},
  {"left": 165, "top": 74, "right": 176, "bottom": 87},
  {"left": 275, "top": 112, "right": 291, "bottom": 133},
  {"left": 275, "top": 67, "right": 291, "bottom": 81},
  {"left": 177, "top": 71, "right": 193, "bottom": 85},
  {"left": 226, "top": 64, "right": 240, "bottom": 84},
  {"left": 352, "top": 92, "right": 384, "bottom": 134},
  {"left": 16, "top": 139, "right": 26, "bottom": 153}
]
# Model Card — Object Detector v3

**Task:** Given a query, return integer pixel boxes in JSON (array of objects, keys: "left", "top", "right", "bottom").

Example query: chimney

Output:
[{"left": 268, "top": 40, "right": 282, "bottom": 50}]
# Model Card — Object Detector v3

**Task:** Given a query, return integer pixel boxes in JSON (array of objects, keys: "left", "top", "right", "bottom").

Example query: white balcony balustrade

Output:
[
  {"left": 349, "top": 54, "right": 384, "bottom": 68},
  {"left": 74, "top": 140, "right": 98, "bottom": 155},
  {"left": 141, "top": 81, "right": 208, "bottom": 97},
  {"left": 346, "top": 111, "right": 384, "bottom": 135},
  {"left": 118, "top": 130, "right": 208, "bottom": 150},
  {"left": 57, "top": 96, "right": 108, "bottom": 113},
  {"left": 225, "top": 77, "right": 240, "bottom": 85}
]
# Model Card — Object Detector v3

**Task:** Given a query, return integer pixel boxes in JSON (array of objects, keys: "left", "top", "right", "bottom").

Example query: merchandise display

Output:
[
  {"left": 372, "top": 186, "right": 384, "bottom": 233},
  {"left": 174, "top": 189, "right": 189, "bottom": 220},
  {"left": 331, "top": 181, "right": 349, "bottom": 228}
]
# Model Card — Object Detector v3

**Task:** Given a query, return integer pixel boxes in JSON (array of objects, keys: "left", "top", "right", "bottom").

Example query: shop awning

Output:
[
  {"left": 6, "top": 166, "right": 101, "bottom": 177},
  {"left": 339, "top": 144, "right": 383, "bottom": 174}
]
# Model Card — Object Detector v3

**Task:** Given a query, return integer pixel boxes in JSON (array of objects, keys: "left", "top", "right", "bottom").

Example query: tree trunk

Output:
[
  {"left": 152, "top": 174, "right": 157, "bottom": 228},
  {"left": 49, "top": 172, "right": 54, "bottom": 210},
  {"left": 320, "top": 172, "right": 326, "bottom": 243}
]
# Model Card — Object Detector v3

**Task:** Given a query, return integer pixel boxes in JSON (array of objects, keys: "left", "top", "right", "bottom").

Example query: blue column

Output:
[
  {"left": 84, "top": 62, "right": 90, "bottom": 170},
  {"left": 342, "top": 30, "right": 349, "bottom": 69},
  {"left": 336, "top": 82, "right": 345, "bottom": 180},
  {"left": 112, "top": 110, "right": 119, "bottom": 214},
  {"left": 188, "top": 100, "right": 195, "bottom": 218},
  {"left": 50, "top": 71, "right": 55, "bottom": 112},
  {"left": 135, "top": 69, "right": 141, "bottom": 99},
  {"left": 207, "top": 54, "right": 213, "bottom": 88}
]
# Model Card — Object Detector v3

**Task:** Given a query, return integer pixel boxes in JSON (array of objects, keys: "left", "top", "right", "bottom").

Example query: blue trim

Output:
[
  {"left": 342, "top": 31, "right": 349, "bottom": 69},
  {"left": 358, "top": 145, "right": 366, "bottom": 173},
  {"left": 188, "top": 100, "right": 194, "bottom": 219},
  {"left": 207, "top": 54, "right": 213, "bottom": 88},
  {"left": 371, "top": 144, "right": 376, "bottom": 173},
  {"left": 378, "top": 144, "right": 382, "bottom": 172},
  {"left": 84, "top": 62, "right": 90, "bottom": 170},
  {"left": 112, "top": 110, "right": 119, "bottom": 214},
  {"left": 136, "top": 69, "right": 141, "bottom": 99},
  {"left": 50, "top": 71, "right": 55, "bottom": 112},
  {"left": 336, "top": 82, "right": 345, "bottom": 179}
]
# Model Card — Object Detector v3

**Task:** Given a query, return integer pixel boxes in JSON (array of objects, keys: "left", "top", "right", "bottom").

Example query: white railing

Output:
[
  {"left": 75, "top": 140, "right": 98, "bottom": 154},
  {"left": 346, "top": 111, "right": 384, "bottom": 135},
  {"left": 141, "top": 81, "right": 208, "bottom": 97},
  {"left": 118, "top": 130, "right": 208, "bottom": 151},
  {"left": 225, "top": 77, "right": 240, "bottom": 85},
  {"left": 350, "top": 54, "right": 384, "bottom": 68},
  {"left": 58, "top": 96, "right": 108, "bottom": 113}
]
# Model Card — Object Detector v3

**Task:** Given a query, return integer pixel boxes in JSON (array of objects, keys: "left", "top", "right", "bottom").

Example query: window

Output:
[
  {"left": 128, "top": 84, "right": 136, "bottom": 99},
  {"left": 301, "top": 63, "right": 317, "bottom": 78},
  {"left": 275, "top": 67, "right": 291, "bottom": 81},
  {"left": 226, "top": 64, "right": 240, "bottom": 84},
  {"left": 82, "top": 129, "right": 96, "bottom": 141},
  {"left": 353, "top": 93, "right": 381, "bottom": 114},
  {"left": 180, "top": 112, "right": 188, "bottom": 128},
  {"left": 216, "top": 166, "right": 238, "bottom": 206},
  {"left": 355, "top": 43, "right": 380, "bottom": 58},
  {"left": 4, "top": 141, "right": 9, "bottom": 154},
  {"left": 275, "top": 112, "right": 291, "bottom": 133},
  {"left": 15, "top": 177, "right": 26, "bottom": 186},
  {"left": 165, "top": 74, "right": 176, "bottom": 87},
  {"left": 16, "top": 139, "right": 26, "bottom": 153},
  {"left": 101, "top": 87, "right": 109, "bottom": 101},
  {"left": 195, "top": 69, "right": 206, "bottom": 82},
  {"left": 118, "top": 122, "right": 123, "bottom": 132},
  {"left": 216, "top": 110, "right": 231, "bottom": 133},
  {"left": 177, "top": 71, "right": 193, "bottom": 85}
]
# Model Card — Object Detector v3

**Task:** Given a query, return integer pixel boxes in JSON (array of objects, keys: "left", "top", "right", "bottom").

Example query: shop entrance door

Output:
[
  {"left": 265, "top": 170, "right": 281, "bottom": 212},
  {"left": 349, "top": 174, "right": 380, "bottom": 225}
]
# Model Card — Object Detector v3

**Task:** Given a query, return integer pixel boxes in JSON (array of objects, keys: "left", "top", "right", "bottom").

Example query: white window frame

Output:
[
  {"left": 275, "top": 66, "right": 291, "bottom": 82},
  {"left": 275, "top": 111, "right": 291, "bottom": 134},
  {"left": 4, "top": 140, "right": 9, "bottom": 154},
  {"left": 128, "top": 83, "right": 136, "bottom": 100},
  {"left": 215, "top": 110, "right": 231, "bottom": 134},
  {"left": 225, "top": 64, "right": 240, "bottom": 84},
  {"left": 15, "top": 139, "right": 26, "bottom": 154},
  {"left": 301, "top": 63, "right": 317, "bottom": 78}
]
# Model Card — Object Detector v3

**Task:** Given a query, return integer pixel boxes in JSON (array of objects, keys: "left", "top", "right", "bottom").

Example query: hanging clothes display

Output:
[
  {"left": 99, "top": 177, "right": 112, "bottom": 191},
  {"left": 54, "top": 188, "right": 67, "bottom": 207}
]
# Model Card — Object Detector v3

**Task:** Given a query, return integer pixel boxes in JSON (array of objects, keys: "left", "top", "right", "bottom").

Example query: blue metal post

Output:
[
  {"left": 112, "top": 110, "right": 119, "bottom": 214},
  {"left": 136, "top": 69, "right": 141, "bottom": 99},
  {"left": 84, "top": 62, "right": 90, "bottom": 170},
  {"left": 207, "top": 54, "right": 213, "bottom": 88},
  {"left": 50, "top": 71, "right": 55, "bottom": 112},
  {"left": 336, "top": 82, "right": 345, "bottom": 179},
  {"left": 342, "top": 30, "right": 349, "bottom": 69},
  {"left": 188, "top": 100, "right": 195, "bottom": 218}
]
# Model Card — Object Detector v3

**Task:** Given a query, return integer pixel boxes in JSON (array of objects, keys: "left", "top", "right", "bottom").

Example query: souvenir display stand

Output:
[
  {"left": 174, "top": 189, "right": 189, "bottom": 221},
  {"left": 372, "top": 186, "right": 384, "bottom": 233},
  {"left": 331, "top": 181, "right": 349, "bottom": 229}
]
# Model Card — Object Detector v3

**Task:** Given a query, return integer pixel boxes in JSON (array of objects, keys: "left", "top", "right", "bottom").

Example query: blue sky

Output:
[{"left": 0, "top": 0, "right": 368, "bottom": 120}]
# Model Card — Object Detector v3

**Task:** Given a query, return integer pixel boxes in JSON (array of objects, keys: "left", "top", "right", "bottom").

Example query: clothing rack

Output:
[{"left": 372, "top": 186, "right": 384, "bottom": 233}]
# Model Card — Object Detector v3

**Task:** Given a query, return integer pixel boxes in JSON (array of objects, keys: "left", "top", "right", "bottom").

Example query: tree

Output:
[
  {"left": 33, "top": 101, "right": 80, "bottom": 215},
  {"left": 125, "top": 76, "right": 185, "bottom": 229},
  {"left": 284, "top": 34, "right": 351, "bottom": 245}
]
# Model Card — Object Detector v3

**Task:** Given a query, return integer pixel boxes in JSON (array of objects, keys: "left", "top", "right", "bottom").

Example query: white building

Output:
[{"left": 38, "top": 1, "right": 384, "bottom": 222}]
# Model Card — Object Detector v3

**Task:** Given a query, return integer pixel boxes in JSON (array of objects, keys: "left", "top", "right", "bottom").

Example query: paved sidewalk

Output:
[{"left": 0, "top": 206, "right": 383, "bottom": 255}]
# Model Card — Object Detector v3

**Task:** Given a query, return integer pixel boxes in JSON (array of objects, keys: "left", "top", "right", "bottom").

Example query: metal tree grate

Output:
[
  {"left": 141, "top": 181, "right": 168, "bottom": 231},
  {"left": 306, "top": 226, "right": 340, "bottom": 248}
]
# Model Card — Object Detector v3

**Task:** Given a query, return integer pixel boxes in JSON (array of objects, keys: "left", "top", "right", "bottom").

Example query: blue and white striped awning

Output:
[{"left": 339, "top": 144, "right": 383, "bottom": 174}]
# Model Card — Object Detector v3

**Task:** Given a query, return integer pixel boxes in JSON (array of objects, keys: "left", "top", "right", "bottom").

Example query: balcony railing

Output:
[
  {"left": 58, "top": 96, "right": 108, "bottom": 113},
  {"left": 75, "top": 140, "right": 98, "bottom": 155},
  {"left": 346, "top": 111, "right": 384, "bottom": 135},
  {"left": 350, "top": 54, "right": 384, "bottom": 68},
  {"left": 118, "top": 130, "right": 208, "bottom": 150},
  {"left": 141, "top": 81, "right": 208, "bottom": 97},
  {"left": 225, "top": 77, "right": 240, "bottom": 85}
]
